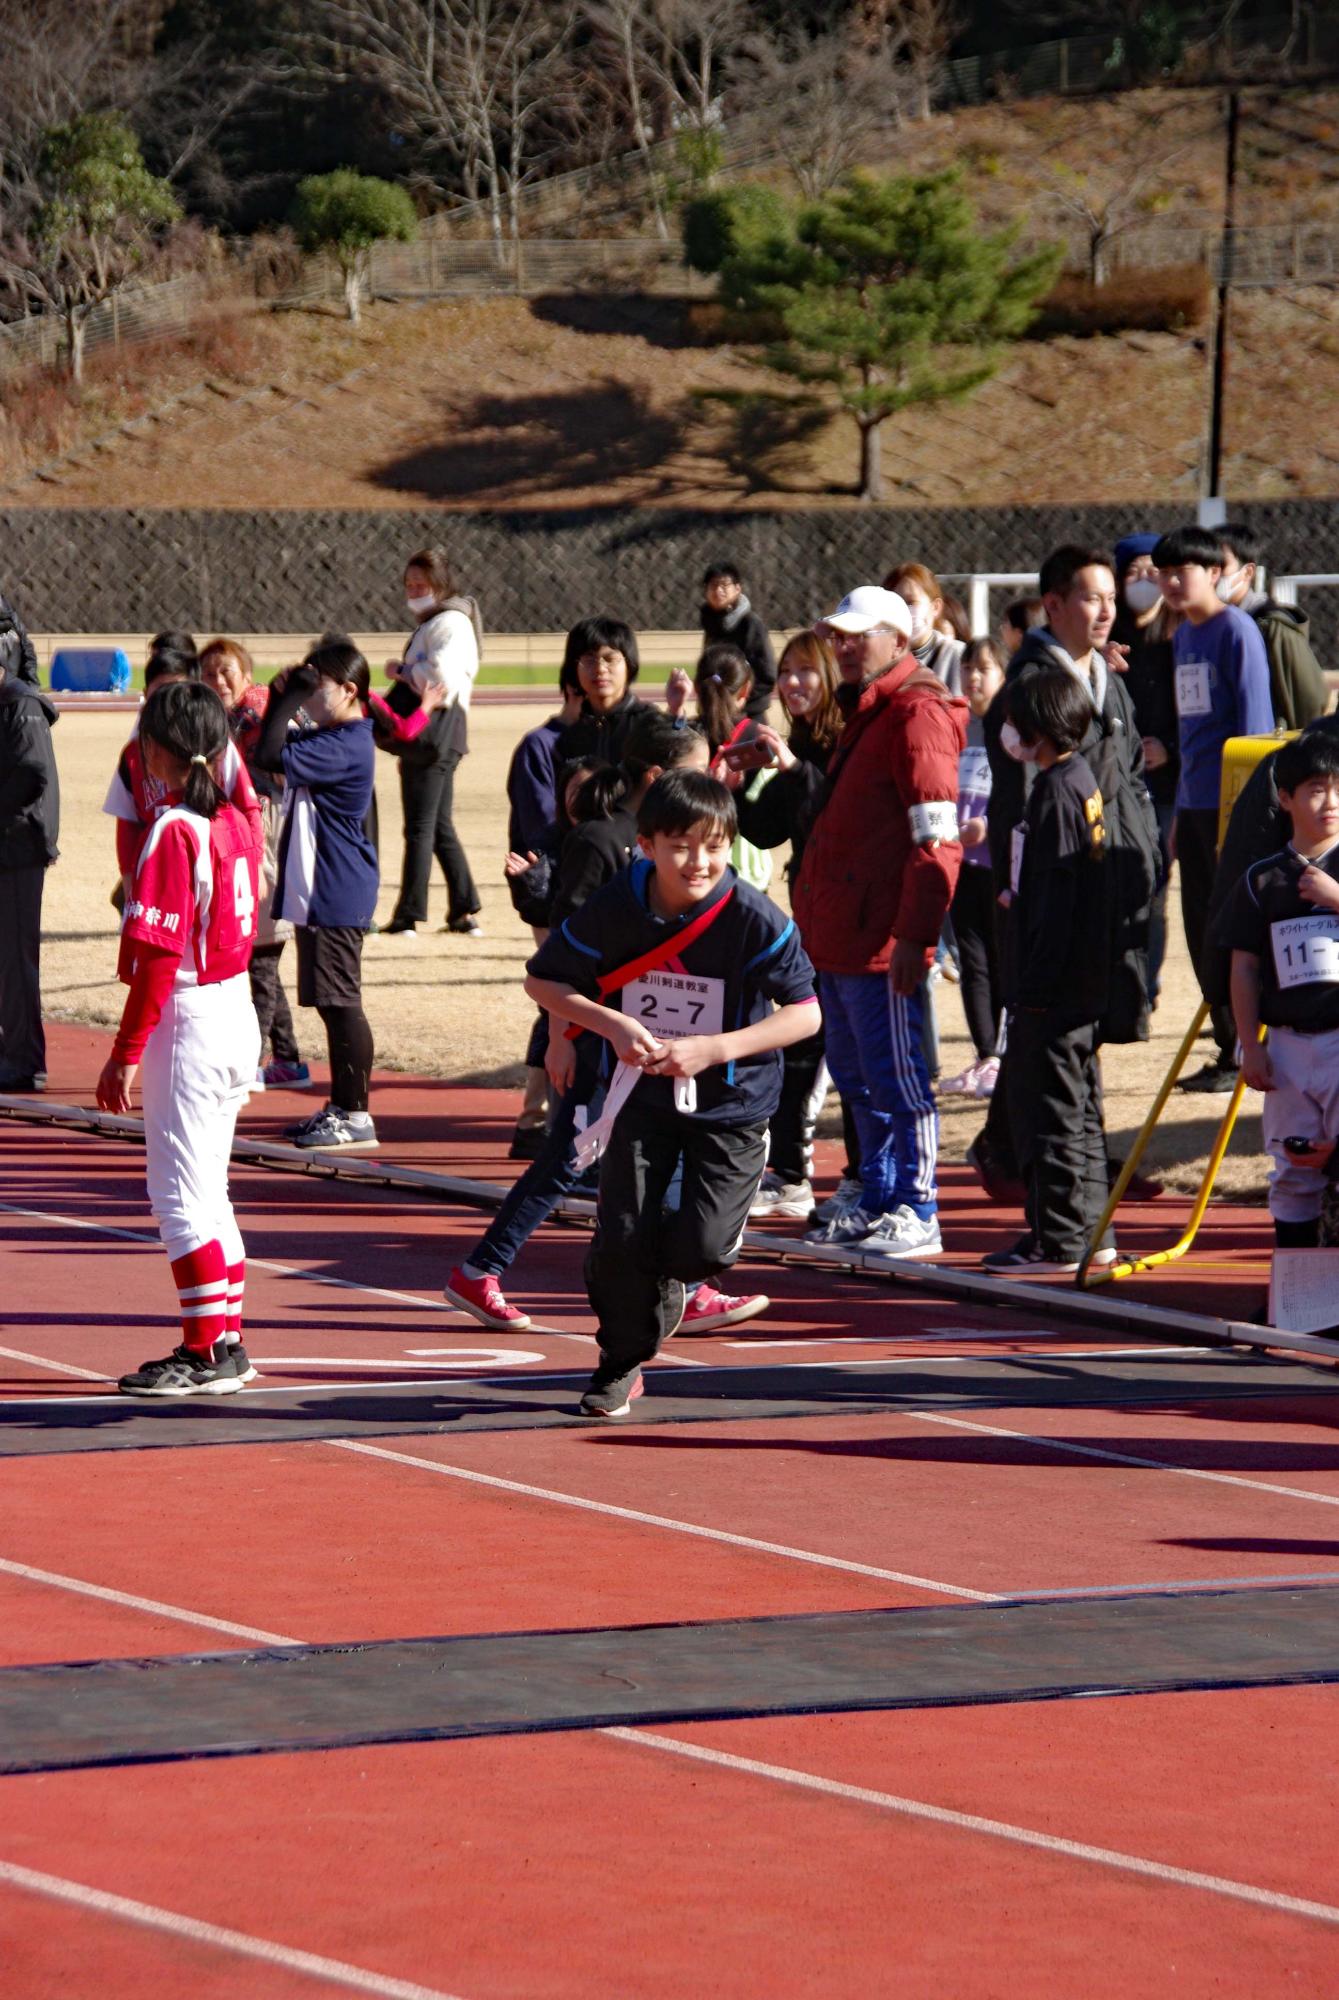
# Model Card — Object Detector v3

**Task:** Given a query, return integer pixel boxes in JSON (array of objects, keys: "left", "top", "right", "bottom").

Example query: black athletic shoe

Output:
[
  {"left": 118, "top": 1342, "right": 245, "bottom": 1398},
  {"left": 1177, "top": 1059, "right": 1237, "bottom": 1094},
  {"left": 0, "top": 1074, "right": 44, "bottom": 1093},
  {"left": 509, "top": 1121, "right": 547, "bottom": 1161},
  {"left": 661, "top": 1278, "right": 687, "bottom": 1338},
  {"left": 228, "top": 1343, "right": 258, "bottom": 1383},
  {"left": 284, "top": 1103, "right": 330, "bottom": 1140},
  {"left": 579, "top": 1367, "right": 645, "bottom": 1419}
]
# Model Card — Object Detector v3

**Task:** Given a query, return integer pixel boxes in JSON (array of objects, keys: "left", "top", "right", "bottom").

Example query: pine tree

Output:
[{"left": 711, "top": 169, "right": 1060, "bottom": 500}]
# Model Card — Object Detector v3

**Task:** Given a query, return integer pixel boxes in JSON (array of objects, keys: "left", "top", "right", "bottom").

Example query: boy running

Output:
[{"left": 526, "top": 771, "right": 819, "bottom": 1418}]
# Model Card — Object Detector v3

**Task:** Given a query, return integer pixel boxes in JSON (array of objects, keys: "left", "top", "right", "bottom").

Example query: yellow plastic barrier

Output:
[{"left": 1077, "top": 730, "right": 1293, "bottom": 1289}]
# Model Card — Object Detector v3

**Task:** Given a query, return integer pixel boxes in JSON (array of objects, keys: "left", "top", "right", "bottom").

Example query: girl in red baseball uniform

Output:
[{"left": 97, "top": 682, "right": 264, "bottom": 1397}]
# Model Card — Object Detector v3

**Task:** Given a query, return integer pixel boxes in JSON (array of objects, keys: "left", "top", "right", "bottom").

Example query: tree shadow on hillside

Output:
[
  {"left": 529, "top": 292, "right": 703, "bottom": 350},
  {"left": 371, "top": 381, "right": 693, "bottom": 502}
]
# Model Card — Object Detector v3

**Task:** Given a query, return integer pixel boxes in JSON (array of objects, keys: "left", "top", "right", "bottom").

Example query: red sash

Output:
[{"left": 564, "top": 885, "right": 736, "bottom": 1039}]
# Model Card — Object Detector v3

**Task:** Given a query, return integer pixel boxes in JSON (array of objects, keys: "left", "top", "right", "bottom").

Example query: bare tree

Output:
[
  {"left": 495, "top": 4, "right": 580, "bottom": 261},
  {"left": 1035, "top": 105, "right": 1213, "bottom": 285},
  {"left": 0, "top": 0, "right": 144, "bottom": 218},
  {"left": 582, "top": 0, "right": 672, "bottom": 239},
  {"left": 853, "top": 0, "right": 959, "bottom": 123},
  {"left": 730, "top": 21, "right": 899, "bottom": 201}
]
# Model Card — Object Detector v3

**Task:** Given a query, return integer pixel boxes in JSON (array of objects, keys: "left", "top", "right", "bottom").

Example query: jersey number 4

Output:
[{"left": 233, "top": 857, "right": 256, "bottom": 938}]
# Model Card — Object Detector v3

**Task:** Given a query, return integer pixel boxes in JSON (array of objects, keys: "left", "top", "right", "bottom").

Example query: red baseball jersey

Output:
[{"left": 118, "top": 803, "right": 261, "bottom": 988}]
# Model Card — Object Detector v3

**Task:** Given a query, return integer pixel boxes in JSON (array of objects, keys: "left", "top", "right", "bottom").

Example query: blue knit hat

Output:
[{"left": 1113, "top": 531, "right": 1160, "bottom": 576}]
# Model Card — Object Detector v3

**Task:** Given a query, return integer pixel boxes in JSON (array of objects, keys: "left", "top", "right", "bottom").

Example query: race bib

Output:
[
  {"left": 1175, "top": 659, "right": 1213, "bottom": 718},
  {"left": 1271, "top": 915, "right": 1339, "bottom": 990},
  {"left": 1010, "top": 823, "right": 1027, "bottom": 896},
  {"left": 622, "top": 970, "right": 725, "bottom": 1038},
  {"left": 958, "top": 746, "right": 991, "bottom": 797}
]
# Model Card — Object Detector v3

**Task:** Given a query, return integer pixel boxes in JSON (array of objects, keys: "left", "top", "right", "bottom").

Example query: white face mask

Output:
[
  {"left": 908, "top": 610, "right": 934, "bottom": 645},
  {"left": 1000, "top": 720, "right": 1039, "bottom": 764},
  {"left": 406, "top": 592, "right": 438, "bottom": 617},
  {"left": 1215, "top": 573, "right": 1241, "bottom": 604},
  {"left": 1124, "top": 578, "right": 1162, "bottom": 613}
]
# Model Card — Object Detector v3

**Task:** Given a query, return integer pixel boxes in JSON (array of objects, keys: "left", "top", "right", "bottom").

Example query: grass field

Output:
[{"left": 40, "top": 702, "right": 1268, "bottom": 1204}]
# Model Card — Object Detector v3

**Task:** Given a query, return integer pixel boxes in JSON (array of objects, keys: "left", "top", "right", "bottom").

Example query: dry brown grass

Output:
[{"left": 43, "top": 703, "right": 1268, "bottom": 1204}]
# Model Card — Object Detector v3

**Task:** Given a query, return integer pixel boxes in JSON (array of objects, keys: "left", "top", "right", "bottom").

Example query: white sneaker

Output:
[
  {"left": 751, "top": 1174, "right": 815, "bottom": 1220},
  {"left": 807, "top": 1175, "right": 863, "bottom": 1230},
  {"left": 858, "top": 1206, "right": 944, "bottom": 1260}
]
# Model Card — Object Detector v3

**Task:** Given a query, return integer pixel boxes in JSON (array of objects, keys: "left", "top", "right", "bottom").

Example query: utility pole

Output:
[{"left": 1201, "top": 88, "right": 1240, "bottom": 527}]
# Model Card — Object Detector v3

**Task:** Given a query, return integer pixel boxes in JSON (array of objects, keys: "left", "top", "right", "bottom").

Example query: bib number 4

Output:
[{"left": 232, "top": 856, "right": 256, "bottom": 939}]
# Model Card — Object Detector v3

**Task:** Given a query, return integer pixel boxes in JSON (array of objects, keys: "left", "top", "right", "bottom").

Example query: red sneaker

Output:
[
  {"left": 677, "top": 1283, "right": 770, "bottom": 1334},
  {"left": 443, "top": 1267, "right": 533, "bottom": 1331}
]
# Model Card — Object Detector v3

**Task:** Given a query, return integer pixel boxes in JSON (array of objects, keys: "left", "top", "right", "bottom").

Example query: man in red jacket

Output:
[{"left": 793, "top": 586, "right": 967, "bottom": 1258}]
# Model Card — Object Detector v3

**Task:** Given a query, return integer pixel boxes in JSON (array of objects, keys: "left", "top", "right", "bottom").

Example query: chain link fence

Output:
[{"left": 5, "top": 502, "right": 1339, "bottom": 657}]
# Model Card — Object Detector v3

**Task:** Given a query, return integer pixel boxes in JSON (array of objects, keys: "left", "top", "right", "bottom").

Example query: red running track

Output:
[{"left": 1, "top": 1026, "right": 1337, "bottom": 1998}]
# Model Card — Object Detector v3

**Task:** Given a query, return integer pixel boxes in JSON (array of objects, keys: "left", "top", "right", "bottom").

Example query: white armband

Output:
[{"left": 908, "top": 800, "right": 960, "bottom": 844}]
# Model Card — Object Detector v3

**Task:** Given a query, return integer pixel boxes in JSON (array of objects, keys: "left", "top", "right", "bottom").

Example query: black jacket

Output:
[
  {"left": 548, "top": 807, "right": 638, "bottom": 932},
  {"left": 0, "top": 677, "right": 59, "bottom": 868},
  {"left": 732, "top": 731, "right": 830, "bottom": 885},
  {"left": 985, "top": 628, "right": 1161, "bottom": 1043},
  {"left": 699, "top": 597, "right": 777, "bottom": 720},
  {"left": 0, "top": 595, "right": 38, "bottom": 688},
  {"left": 1111, "top": 607, "right": 1179, "bottom": 811},
  {"left": 558, "top": 695, "right": 657, "bottom": 768}
]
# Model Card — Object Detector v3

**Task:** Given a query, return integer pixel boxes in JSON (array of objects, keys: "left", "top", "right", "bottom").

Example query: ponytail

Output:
[
  {"left": 139, "top": 681, "right": 230, "bottom": 819},
  {"left": 694, "top": 643, "right": 751, "bottom": 754}
]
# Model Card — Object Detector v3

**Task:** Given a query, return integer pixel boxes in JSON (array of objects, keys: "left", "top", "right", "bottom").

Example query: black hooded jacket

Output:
[
  {"left": 0, "top": 676, "right": 59, "bottom": 868},
  {"left": 984, "top": 627, "right": 1161, "bottom": 1043},
  {"left": 0, "top": 595, "right": 39, "bottom": 688},
  {"left": 699, "top": 596, "right": 777, "bottom": 720}
]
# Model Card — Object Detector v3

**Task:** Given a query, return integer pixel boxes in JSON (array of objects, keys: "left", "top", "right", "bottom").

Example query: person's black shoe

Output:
[
  {"left": 509, "top": 1121, "right": 546, "bottom": 1161},
  {"left": 1177, "top": 1060, "right": 1237, "bottom": 1094},
  {"left": 965, "top": 1134, "right": 1025, "bottom": 1206},
  {"left": 661, "top": 1278, "right": 687, "bottom": 1338},
  {"left": 228, "top": 1343, "right": 258, "bottom": 1384},
  {"left": 0, "top": 1075, "right": 45, "bottom": 1094},
  {"left": 579, "top": 1366, "right": 644, "bottom": 1419},
  {"left": 118, "top": 1342, "right": 245, "bottom": 1398}
]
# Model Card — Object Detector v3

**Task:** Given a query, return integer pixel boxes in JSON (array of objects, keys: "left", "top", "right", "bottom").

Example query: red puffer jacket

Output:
[{"left": 792, "top": 657, "right": 967, "bottom": 974}]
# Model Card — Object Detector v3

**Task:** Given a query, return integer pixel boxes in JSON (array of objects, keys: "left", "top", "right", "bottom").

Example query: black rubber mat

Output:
[
  {"left": 3, "top": 1584, "right": 1336, "bottom": 1776},
  {"left": 3, "top": 1352, "right": 1338, "bottom": 1458}
]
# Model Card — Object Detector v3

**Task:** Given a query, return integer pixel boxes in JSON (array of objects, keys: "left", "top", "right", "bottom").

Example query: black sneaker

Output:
[
  {"left": 445, "top": 914, "right": 484, "bottom": 936},
  {"left": 579, "top": 1366, "right": 644, "bottom": 1419},
  {"left": 509, "top": 1120, "right": 547, "bottom": 1161},
  {"left": 228, "top": 1342, "right": 258, "bottom": 1383},
  {"left": 119, "top": 1342, "right": 245, "bottom": 1398},
  {"left": 661, "top": 1278, "right": 687, "bottom": 1337},
  {"left": 1177, "top": 1059, "right": 1237, "bottom": 1094}
]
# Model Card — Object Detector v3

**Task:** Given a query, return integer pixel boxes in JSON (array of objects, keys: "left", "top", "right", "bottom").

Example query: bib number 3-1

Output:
[
  {"left": 622, "top": 971, "right": 725, "bottom": 1039},
  {"left": 1175, "top": 659, "right": 1213, "bottom": 718},
  {"left": 1272, "top": 915, "right": 1339, "bottom": 990}
]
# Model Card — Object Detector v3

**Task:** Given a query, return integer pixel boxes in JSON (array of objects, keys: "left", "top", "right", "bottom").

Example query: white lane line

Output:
[
  {"left": 0, "top": 1201, "right": 467, "bottom": 1317},
  {"left": 604, "top": 1730, "right": 1339, "bottom": 1930},
  {"left": 0, "top": 1344, "right": 105, "bottom": 1382},
  {"left": 903, "top": 1409, "right": 1339, "bottom": 1509},
  {"left": 10, "top": 1560, "right": 1337, "bottom": 1937},
  {"left": 0, "top": 1861, "right": 466, "bottom": 2000},
  {"left": 325, "top": 1438, "right": 998, "bottom": 1600},
  {"left": 0, "top": 1557, "right": 295, "bottom": 1647},
  {"left": 0, "top": 1378, "right": 525, "bottom": 1407}
]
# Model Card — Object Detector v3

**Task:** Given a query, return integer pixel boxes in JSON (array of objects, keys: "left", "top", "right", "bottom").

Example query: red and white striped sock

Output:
[
  {"left": 170, "top": 1241, "right": 229, "bottom": 1357},
  {"left": 225, "top": 1261, "right": 245, "bottom": 1344}
]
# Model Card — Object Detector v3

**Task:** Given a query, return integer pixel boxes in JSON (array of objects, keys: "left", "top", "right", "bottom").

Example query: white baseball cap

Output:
[{"left": 822, "top": 586, "right": 913, "bottom": 637}]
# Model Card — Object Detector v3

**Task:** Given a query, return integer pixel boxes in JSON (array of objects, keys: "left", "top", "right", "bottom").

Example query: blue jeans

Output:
[
  {"left": 469, "top": 1053, "right": 604, "bottom": 1277},
  {"left": 818, "top": 969, "right": 938, "bottom": 1220}
]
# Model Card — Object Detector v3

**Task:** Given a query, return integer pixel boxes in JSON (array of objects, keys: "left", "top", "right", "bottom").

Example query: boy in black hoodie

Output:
[
  {"left": 0, "top": 654, "right": 59, "bottom": 1089},
  {"left": 698, "top": 563, "right": 776, "bottom": 722},
  {"left": 984, "top": 666, "right": 1116, "bottom": 1276}
]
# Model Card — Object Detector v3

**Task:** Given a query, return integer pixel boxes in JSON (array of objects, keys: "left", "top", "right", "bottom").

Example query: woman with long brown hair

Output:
[{"left": 716, "top": 628, "right": 851, "bottom": 1221}]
